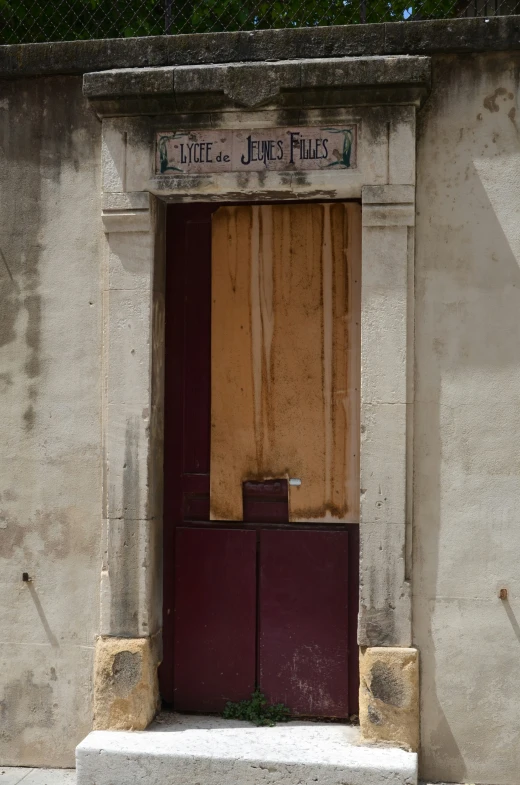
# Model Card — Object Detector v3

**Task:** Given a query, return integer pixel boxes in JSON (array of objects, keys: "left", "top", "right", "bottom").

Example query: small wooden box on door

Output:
[{"left": 161, "top": 202, "right": 361, "bottom": 718}]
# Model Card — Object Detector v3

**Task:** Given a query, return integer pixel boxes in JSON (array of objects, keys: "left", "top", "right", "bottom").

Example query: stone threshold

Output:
[{"left": 76, "top": 713, "right": 417, "bottom": 785}]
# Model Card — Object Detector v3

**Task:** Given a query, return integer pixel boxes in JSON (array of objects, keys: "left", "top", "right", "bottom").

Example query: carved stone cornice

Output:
[{"left": 84, "top": 55, "right": 431, "bottom": 117}]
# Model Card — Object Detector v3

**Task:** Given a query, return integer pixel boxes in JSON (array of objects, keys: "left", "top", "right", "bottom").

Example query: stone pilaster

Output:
[{"left": 95, "top": 149, "right": 165, "bottom": 729}]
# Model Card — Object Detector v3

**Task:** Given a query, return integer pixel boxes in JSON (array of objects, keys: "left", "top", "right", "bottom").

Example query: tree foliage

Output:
[{"left": 0, "top": 0, "right": 469, "bottom": 45}]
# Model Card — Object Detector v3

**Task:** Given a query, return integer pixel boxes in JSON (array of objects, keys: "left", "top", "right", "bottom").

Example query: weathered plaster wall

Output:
[
  {"left": 1, "top": 31, "right": 520, "bottom": 781},
  {"left": 415, "top": 52, "right": 520, "bottom": 785},
  {"left": 0, "top": 76, "right": 102, "bottom": 766}
]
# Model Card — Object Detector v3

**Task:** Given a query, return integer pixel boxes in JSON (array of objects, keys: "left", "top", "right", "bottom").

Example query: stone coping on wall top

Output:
[{"left": 0, "top": 15, "right": 519, "bottom": 79}]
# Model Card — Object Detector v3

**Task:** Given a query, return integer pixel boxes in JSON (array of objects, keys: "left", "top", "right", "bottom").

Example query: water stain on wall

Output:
[
  {"left": 0, "top": 672, "right": 54, "bottom": 743},
  {"left": 0, "top": 509, "right": 73, "bottom": 560},
  {"left": 108, "top": 417, "right": 141, "bottom": 637},
  {"left": 0, "top": 76, "right": 97, "bottom": 432},
  {"left": 0, "top": 73, "right": 101, "bottom": 768},
  {"left": 0, "top": 80, "right": 44, "bottom": 432},
  {"left": 483, "top": 86, "right": 514, "bottom": 113}
]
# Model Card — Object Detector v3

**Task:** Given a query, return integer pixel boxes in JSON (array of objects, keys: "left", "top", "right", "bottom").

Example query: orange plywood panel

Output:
[{"left": 211, "top": 203, "right": 360, "bottom": 523}]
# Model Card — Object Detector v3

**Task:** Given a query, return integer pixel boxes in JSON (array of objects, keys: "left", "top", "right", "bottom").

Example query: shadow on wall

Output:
[
  {"left": 27, "top": 582, "right": 59, "bottom": 648},
  {"left": 414, "top": 52, "right": 520, "bottom": 785}
]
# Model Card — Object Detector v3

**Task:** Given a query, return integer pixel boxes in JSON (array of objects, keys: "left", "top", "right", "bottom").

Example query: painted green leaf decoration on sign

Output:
[
  {"left": 158, "top": 133, "right": 186, "bottom": 173},
  {"left": 323, "top": 129, "right": 353, "bottom": 169}
]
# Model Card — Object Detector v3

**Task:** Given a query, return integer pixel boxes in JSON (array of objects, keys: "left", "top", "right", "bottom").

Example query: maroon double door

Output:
[{"left": 160, "top": 204, "right": 359, "bottom": 718}]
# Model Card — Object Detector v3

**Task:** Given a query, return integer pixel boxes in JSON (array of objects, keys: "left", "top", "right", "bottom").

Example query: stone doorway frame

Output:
[{"left": 85, "top": 53, "right": 429, "bottom": 750}]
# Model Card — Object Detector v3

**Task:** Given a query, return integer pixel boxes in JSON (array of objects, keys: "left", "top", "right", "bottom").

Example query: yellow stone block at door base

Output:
[
  {"left": 93, "top": 635, "right": 161, "bottom": 730},
  {"left": 360, "top": 647, "right": 419, "bottom": 752}
]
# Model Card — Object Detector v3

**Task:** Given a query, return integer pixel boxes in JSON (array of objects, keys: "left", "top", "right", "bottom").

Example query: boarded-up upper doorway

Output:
[{"left": 161, "top": 201, "right": 361, "bottom": 719}]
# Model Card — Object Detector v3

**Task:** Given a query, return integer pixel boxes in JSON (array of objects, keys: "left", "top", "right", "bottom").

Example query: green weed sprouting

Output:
[{"left": 222, "top": 689, "right": 291, "bottom": 727}]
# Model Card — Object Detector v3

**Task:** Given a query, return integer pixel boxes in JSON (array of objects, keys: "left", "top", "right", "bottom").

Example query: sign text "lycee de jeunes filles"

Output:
[{"left": 156, "top": 126, "right": 356, "bottom": 175}]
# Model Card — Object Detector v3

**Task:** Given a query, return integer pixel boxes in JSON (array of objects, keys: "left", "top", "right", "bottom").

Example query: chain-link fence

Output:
[{"left": 0, "top": 0, "right": 519, "bottom": 45}]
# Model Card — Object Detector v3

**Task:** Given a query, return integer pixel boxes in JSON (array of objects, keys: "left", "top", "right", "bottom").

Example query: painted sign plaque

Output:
[{"left": 156, "top": 126, "right": 356, "bottom": 175}]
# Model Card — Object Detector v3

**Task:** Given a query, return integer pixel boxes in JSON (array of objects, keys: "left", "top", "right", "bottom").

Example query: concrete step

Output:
[{"left": 76, "top": 713, "right": 417, "bottom": 785}]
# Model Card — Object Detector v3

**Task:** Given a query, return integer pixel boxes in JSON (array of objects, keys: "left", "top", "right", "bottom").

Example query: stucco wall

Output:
[
  {"left": 415, "top": 52, "right": 520, "bottom": 785},
  {"left": 0, "top": 76, "right": 102, "bottom": 766},
  {"left": 1, "top": 36, "right": 520, "bottom": 783}
]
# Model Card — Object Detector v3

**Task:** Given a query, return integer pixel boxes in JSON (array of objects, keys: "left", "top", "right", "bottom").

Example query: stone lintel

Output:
[
  {"left": 359, "top": 646, "right": 419, "bottom": 752},
  {"left": 148, "top": 170, "right": 366, "bottom": 202},
  {"left": 84, "top": 56, "right": 431, "bottom": 116}
]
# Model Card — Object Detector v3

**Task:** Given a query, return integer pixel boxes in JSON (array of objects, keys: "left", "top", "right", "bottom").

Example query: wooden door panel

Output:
[
  {"left": 182, "top": 217, "right": 212, "bottom": 476},
  {"left": 259, "top": 529, "right": 350, "bottom": 718},
  {"left": 164, "top": 204, "right": 217, "bottom": 523},
  {"left": 173, "top": 527, "right": 257, "bottom": 712},
  {"left": 161, "top": 204, "right": 217, "bottom": 702},
  {"left": 211, "top": 203, "right": 361, "bottom": 523}
]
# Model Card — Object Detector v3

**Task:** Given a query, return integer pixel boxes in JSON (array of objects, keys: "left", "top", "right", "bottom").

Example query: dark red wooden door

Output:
[
  {"left": 173, "top": 527, "right": 257, "bottom": 711},
  {"left": 259, "top": 530, "right": 350, "bottom": 716},
  {"left": 161, "top": 203, "right": 359, "bottom": 717},
  {"left": 161, "top": 204, "right": 217, "bottom": 704}
]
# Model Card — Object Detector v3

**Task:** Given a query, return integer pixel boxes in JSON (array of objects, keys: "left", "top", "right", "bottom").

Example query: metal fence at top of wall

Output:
[{"left": 0, "top": 0, "right": 519, "bottom": 45}]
